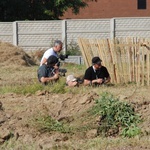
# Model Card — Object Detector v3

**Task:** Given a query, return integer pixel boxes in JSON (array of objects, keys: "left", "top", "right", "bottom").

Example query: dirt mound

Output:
[{"left": 0, "top": 41, "right": 36, "bottom": 66}]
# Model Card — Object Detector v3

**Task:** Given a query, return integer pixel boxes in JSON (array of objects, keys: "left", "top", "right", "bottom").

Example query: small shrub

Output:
[
  {"left": 89, "top": 92, "right": 141, "bottom": 137},
  {"left": 66, "top": 40, "right": 81, "bottom": 56}
]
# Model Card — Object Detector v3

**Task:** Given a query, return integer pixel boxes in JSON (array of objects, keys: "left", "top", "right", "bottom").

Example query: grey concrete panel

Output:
[
  {"left": 17, "top": 21, "right": 62, "bottom": 33},
  {"left": 21, "top": 46, "right": 49, "bottom": 52},
  {"left": 116, "top": 31, "right": 150, "bottom": 38},
  {"left": 0, "top": 36, "right": 13, "bottom": 43},
  {"left": 66, "top": 19, "right": 110, "bottom": 31},
  {"left": 18, "top": 34, "right": 61, "bottom": 46},
  {"left": 0, "top": 23, "right": 12, "bottom": 34},
  {"left": 115, "top": 17, "right": 150, "bottom": 30},
  {"left": 67, "top": 32, "right": 110, "bottom": 43}
]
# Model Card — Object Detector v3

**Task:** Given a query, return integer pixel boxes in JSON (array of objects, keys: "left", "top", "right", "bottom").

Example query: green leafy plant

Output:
[
  {"left": 121, "top": 125, "right": 141, "bottom": 138},
  {"left": 89, "top": 92, "right": 141, "bottom": 137}
]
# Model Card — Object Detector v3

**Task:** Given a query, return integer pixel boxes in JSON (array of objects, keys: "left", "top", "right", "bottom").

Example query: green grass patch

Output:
[
  {"left": 49, "top": 79, "right": 67, "bottom": 94},
  {"left": 0, "top": 78, "right": 68, "bottom": 95},
  {"left": 0, "top": 82, "right": 44, "bottom": 95},
  {"left": 1, "top": 138, "right": 37, "bottom": 150},
  {"left": 63, "top": 63, "right": 86, "bottom": 75},
  {"left": 31, "top": 115, "right": 71, "bottom": 134}
]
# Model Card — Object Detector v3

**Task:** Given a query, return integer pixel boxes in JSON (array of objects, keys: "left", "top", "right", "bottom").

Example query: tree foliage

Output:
[{"left": 0, "top": 0, "right": 97, "bottom": 21}]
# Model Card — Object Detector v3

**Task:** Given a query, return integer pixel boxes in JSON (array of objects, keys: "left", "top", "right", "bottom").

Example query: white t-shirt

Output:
[{"left": 40, "top": 48, "right": 58, "bottom": 66}]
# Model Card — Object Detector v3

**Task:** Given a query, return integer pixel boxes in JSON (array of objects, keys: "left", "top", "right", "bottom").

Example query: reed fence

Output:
[{"left": 78, "top": 37, "right": 150, "bottom": 86}]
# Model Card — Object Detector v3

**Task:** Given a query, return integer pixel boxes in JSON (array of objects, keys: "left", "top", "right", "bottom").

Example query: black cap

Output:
[
  {"left": 92, "top": 56, "right": 102, "bottom": 64},
  {"left": 47, "top": 55, "right": 58, "bottom": 65}
]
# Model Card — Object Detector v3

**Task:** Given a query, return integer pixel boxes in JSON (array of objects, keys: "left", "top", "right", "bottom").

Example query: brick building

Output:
[{"left": 61, "top": 0, "right": 150, "bottom": 19}]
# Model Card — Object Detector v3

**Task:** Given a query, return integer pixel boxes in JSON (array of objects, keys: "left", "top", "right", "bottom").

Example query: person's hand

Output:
[
  {"left": 96, "top": 78, "right": 104, "bottom": 84},
  {"left": 54, "top": 65, "right": 59, "bottom": 70},
  {"left": 53, "top": 73, "right": 59, "bottom": 80}
]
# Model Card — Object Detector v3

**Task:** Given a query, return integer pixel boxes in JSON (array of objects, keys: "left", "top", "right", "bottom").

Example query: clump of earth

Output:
[{"left": 0, "top": 41, "right": 36, "bottom": 66}]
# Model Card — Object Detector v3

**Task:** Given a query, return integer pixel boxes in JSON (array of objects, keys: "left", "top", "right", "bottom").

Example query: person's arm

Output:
[
  {"left": 40, "top": 73, "right": 59, "bottom": 83},
  {"left": 84, "top": 79, "right": 91, "bottom": 86},
  {"left": 84, "top": 68, "right": 92, "bottom": 86},
  {"left": 103, "top": 67, "right": 111, "bottom": 84},
  {"left": 84, "top": 78, "right": 104, "bottom": 86},
  {"left": 92, "top": 78, "right": 104, "bottom": 84},
  {"left": 41, "top": 57, "right": 47, "bottom": 66},
  {"left": 41, "top": 48, "right": 57, "bottom": 66}
]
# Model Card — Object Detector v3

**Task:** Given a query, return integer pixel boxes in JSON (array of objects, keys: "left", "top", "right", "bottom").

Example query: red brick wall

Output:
[{"left": 61, "top": 0, "right": 150, "bottom": 19}]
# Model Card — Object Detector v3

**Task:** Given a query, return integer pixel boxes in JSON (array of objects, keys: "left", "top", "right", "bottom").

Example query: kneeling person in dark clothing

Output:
[
  {"left": 84, "top": 56, "right": 111, "bottom": 86},
  {"left": 38, "top": 55, "right": 59, "bottom": 85}
]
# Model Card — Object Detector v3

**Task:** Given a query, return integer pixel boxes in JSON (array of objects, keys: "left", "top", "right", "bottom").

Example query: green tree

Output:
[{"left": 0, "top": 0, "right": 97, "bottom": 21}]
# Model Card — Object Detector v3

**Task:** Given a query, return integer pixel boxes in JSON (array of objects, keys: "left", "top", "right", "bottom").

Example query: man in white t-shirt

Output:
[{"left": 40, "top": 40, "right": 63, "bottom": 66}]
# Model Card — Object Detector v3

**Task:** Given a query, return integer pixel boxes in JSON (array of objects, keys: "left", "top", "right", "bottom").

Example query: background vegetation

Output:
[{"left": 0, "top": 0, "right": 97, "bottom": 21}]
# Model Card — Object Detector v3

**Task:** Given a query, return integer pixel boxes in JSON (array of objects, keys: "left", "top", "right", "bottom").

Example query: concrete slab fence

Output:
[{"left": 0, "top": 17, "right": 150, "bottom": 64}]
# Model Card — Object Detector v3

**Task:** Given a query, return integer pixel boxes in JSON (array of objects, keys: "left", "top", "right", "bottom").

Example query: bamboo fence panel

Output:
[
  {"left": 135, "top": 38, "right": 141, "bottom": 84},
  {"left": 78, "top": 37, "right": 150, "bottom": 86},
  {"left": 131, "top": 38, "right": 136, "bottom": 83},
  {"left": 89, "top": 39, "right": 99, "bottom": 57},
  {"left": 138, "top": 38, "right": 141, "bottom": 84},
  {"left": 127, "top": 38, "right": 132, "bottom": 82},
  {"left": 83, "top": 39, "right": 93, "bottom": 66},
  {"left": 114, "top": 38, "right": 125, "bottom": 83},
  {"left": 78, "top": 38, "right": 89, "bottom": 67},
  {"left": 97, "top": 39, "right": 107, "bottom": 67},
  {"left": 147, "top": 51, "right": 150, "bottom": 86},
  {"left": 141, "top": 46, "right": 145, "bottom": 86},
  {"left": 107, "top": 39, "right": 116, "bottom": 83},
  {"left": 96, "top": 39, "right": 117, "bottom": 83},
  {"left": 120, "top": 38, "right": 127, "bottom": 83},
  {"left": 145, "top": 39, "right": 150, "bottom": 85},
  {"left": 111, "top": 39, "right": 120, "bottom": 83}
]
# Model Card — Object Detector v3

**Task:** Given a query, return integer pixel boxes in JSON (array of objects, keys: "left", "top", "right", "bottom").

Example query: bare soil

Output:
[{"left": 0, "top": 42, "right": 150, "bottom": 150}]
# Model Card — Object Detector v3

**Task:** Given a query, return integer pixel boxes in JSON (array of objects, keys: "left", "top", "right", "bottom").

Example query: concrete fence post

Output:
[
  {"left": 13, "top": 21, "right": 18, "bottom": 46},
  {"left": 110, "top": 18, "right": 115, "bottom": 39},
  {"left": 79, "top": 56, "right": 82, "bottom": 65},
  {"left": 62, "top": 20, "right": 67, "bottom": 54}
]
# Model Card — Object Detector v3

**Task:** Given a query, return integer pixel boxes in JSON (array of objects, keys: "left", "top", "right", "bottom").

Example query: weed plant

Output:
[{"left": 89, "top": 92, "right": 141, "bottom": 138}]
